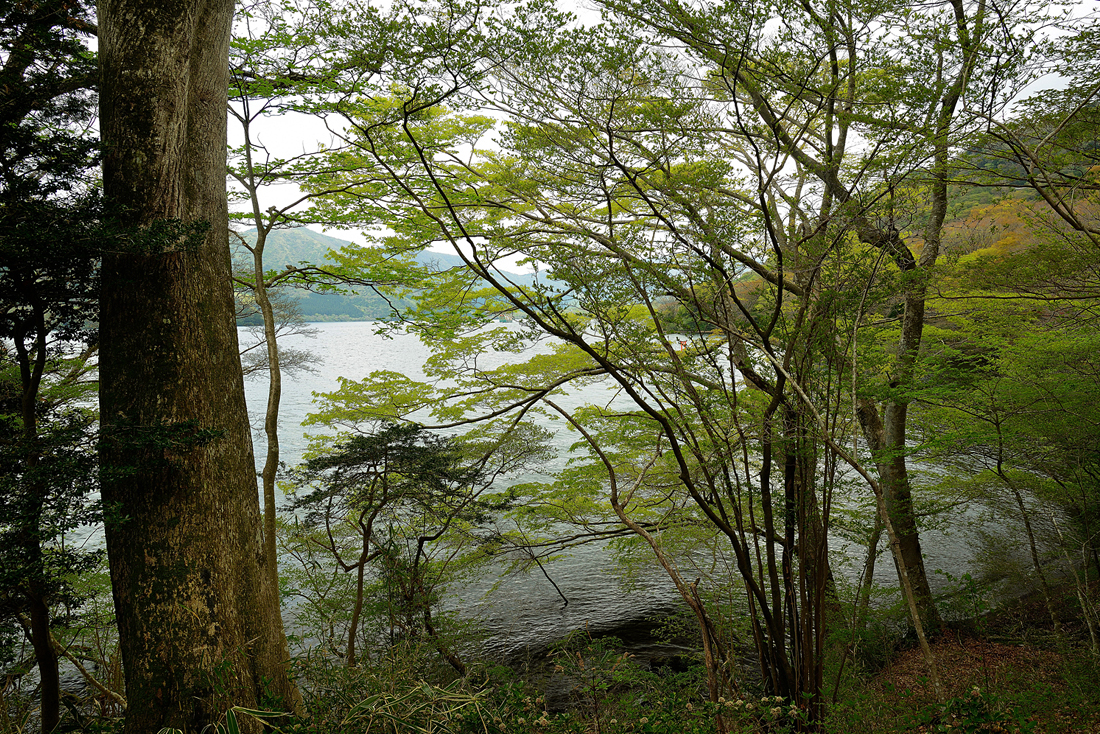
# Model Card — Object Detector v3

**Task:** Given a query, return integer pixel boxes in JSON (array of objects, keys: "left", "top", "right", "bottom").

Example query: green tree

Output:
[
  {"left": 302, "top": 52, "right": 861, "bottom": 720},
  {"left": 296, "top": 0, "right": 1069, "bottom": 716},
  {"left": 227, "top": 0, "right": 467, "bottom": 585},
  {"left": 916, "top": 311, "right": 1099, "bottom": 631},
  {"left": 589, "top": 0, "right": 1038, "bottom": 646},
  {"left": 0, "top": 349, "right": 100, "bottom": 734},
  {"left": 912, "top": 16, "right": 1100, "bottom": 646}
]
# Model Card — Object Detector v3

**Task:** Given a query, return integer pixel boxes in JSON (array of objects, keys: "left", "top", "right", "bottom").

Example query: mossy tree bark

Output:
[{"left": 97, "top": 0, "right": 300, "bottom": 730}]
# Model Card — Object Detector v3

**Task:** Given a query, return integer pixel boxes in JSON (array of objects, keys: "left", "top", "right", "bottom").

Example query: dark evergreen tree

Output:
[
  {"left": 0, "top": 1, "right": 102, "bottom": 731},
  {"left": 289, "top": 423, "right": 515, "bottom": 673}
]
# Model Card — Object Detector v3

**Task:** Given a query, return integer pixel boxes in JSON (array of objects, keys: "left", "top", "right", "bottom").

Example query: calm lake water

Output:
[
  {"left": 241, "top": 321, "right": 687, "bottom": 658},
  {"left": 240, "top": 321, "right": 997, "bottom": 658}
]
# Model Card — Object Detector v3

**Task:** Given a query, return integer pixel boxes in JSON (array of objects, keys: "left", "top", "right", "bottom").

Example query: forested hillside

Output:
[
  {"left": 232, "top": 227, "right": 542, "bottom": 322},
  {"left": 2, "top": 0, "right": 1098, "bottom": 732},
  {"left": 233, "top": 227, "right": 396, "bottom": 321}
]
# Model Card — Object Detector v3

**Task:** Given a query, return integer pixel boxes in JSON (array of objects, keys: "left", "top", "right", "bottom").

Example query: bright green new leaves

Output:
[
  {"left": 914, "top": 297, "right": 1100, "bottom": 550},
  {"left": 288, "top": 6, "right": 882, "bottom": 708},
  {"left": 259, "top": 0, "right": 1095, "bottom": 712}
]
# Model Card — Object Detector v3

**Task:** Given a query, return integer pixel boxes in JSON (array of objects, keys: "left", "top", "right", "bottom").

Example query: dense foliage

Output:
[
  {"left": 0, "top": 1, "right": 103, "bottom": 730},
  {"left": 0, "top": 0, "right": 1097, "bottom": 732}
]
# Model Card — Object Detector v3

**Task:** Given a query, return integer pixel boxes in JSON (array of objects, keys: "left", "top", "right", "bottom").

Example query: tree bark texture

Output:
[{"left": 97, "top": 0, "right": 299, "bottom": 730}]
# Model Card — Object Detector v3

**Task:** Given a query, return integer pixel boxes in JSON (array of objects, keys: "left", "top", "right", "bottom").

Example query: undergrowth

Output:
[{"left": 5, "top": 585, "right": 1099, "bottom": 733}]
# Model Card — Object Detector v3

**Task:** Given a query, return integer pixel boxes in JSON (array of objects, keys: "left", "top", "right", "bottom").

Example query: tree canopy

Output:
[{"left": 1, "top": 0, "right": 1098, "bottom": 730}]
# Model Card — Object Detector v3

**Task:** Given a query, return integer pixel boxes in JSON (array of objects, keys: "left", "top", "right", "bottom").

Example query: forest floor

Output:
[
  {"left": 831, "top": 580, "right": 1100, "bottom": 733},
  {"left": 15, "top": 577, "right": 1094, "bottom": 734}
]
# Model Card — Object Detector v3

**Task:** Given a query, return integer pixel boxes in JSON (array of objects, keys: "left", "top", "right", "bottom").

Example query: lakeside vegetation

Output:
[{"left": 2, "top": 0, "right": 1099, "bottom": 731}]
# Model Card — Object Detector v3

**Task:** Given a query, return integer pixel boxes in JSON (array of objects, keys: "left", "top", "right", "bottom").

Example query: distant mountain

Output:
[
  {"left": 233, "top": 227, "right": 339, "bottom": 269},
  {"left": 234, "top": 227, "right": 535, "bottom": 276},
  {"left": 233, "top": 228, "right": 395, "bottom": 322},
  {"left": 232, "top": 227, "right": 546, "bottom": 322}
]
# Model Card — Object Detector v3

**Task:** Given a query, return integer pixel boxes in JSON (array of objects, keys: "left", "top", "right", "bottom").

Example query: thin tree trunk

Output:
[
  {"left": 546, "top": 402, "right": 730, "bottom": 733},
  {"left": 423, "top": 605, "right": 466, "bottom": 676},
  {"left": 857, "top": 400, "right": 941, "bottom": 634},
  {"left": 16, "top": 326, "right": 60, "bottom": 734},
  {"left": 26, "top": 593, "right": 58, "bottom": 734},
  {"left": 98, "top": 1, "right": 300, "bottom": 730},
  {"left": 238, "top": 105, "right": 284, "bottom": 590},
  {"left": 347, "top": 562, "right": 366, "bottom": 668},
  {"left": 1001, "top": 474, "right": 1061, "bottom": 632},
  {"left": 857, "top": 518, "right": 883, "bottom": 627},
  {"left": 773, "top": 366, "right": 944, "bottom": 703},
  {"left": 253, "top": 232, "right": 283, "bottom": 592}
]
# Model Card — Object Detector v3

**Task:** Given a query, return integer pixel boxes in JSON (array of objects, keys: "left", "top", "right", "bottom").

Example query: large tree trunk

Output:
[{"left": 97, "top": 1, "right": 299, "bottom": 730}]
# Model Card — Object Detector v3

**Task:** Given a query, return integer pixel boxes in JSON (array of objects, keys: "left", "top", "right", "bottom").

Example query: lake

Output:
[
  {"left": 242, "top": 320, "right": 690, "bottom": 658},
  {"left": 240, "top": 321, "right": 998, "bottom": 659}
]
